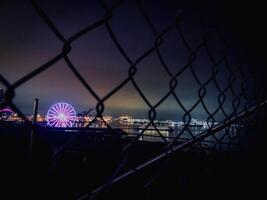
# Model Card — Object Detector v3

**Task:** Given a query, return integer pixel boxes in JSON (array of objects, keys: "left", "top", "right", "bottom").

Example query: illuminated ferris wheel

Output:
[{"left": 47, "top": 102, "right": 76, "bottom": 127}]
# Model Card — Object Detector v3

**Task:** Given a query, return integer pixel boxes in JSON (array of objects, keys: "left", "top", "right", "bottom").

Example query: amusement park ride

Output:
[{"left": 46, "top": 102, "right": 76, "bottom": 128}]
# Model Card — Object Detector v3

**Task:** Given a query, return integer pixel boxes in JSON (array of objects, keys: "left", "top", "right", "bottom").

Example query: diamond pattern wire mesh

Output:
[{"left": 0, "top": 0, "right": 267, "bottom": 199}]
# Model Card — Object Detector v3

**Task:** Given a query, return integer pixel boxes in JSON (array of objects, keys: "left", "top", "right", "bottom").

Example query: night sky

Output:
[{"left": 0, "top": 0, "right": 261, "bottom": 120}]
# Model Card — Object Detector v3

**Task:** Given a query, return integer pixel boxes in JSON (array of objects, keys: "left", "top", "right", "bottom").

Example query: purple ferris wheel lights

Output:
[{"left": 47, "top": 102, "right": 76, "bottom": 127}]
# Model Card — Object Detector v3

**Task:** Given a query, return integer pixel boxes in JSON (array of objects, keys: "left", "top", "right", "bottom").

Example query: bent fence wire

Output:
[{"left": 0, "top": 0, "right": 267, "bottom": 199}]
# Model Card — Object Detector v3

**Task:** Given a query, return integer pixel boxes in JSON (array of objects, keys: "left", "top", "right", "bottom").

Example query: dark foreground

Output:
[{"left": 0, "top": 122, "right": 266, "bottom": 199}]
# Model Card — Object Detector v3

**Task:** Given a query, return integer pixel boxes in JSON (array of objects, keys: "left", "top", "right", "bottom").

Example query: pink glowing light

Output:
[
  {"left": 47, "top": 102, "right": 76, "bottom": 127},
  {"left": 0, "top": 108, "right": 13, "bottom": 113}
]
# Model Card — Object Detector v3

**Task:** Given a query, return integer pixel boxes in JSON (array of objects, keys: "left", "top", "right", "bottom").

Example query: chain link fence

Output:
[{"left": 0, "top": 0, "right": 267, "bottom": 199}]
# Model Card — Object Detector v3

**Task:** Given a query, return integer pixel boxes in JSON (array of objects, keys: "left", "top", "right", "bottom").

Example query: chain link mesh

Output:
[{"left": 0, "top": 0, "right": 267, "bottom": 199}]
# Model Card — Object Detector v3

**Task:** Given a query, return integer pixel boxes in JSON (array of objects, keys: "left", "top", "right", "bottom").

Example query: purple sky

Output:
[{"left": 0, "top": 0, "right": 247, "bottom": 120}]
